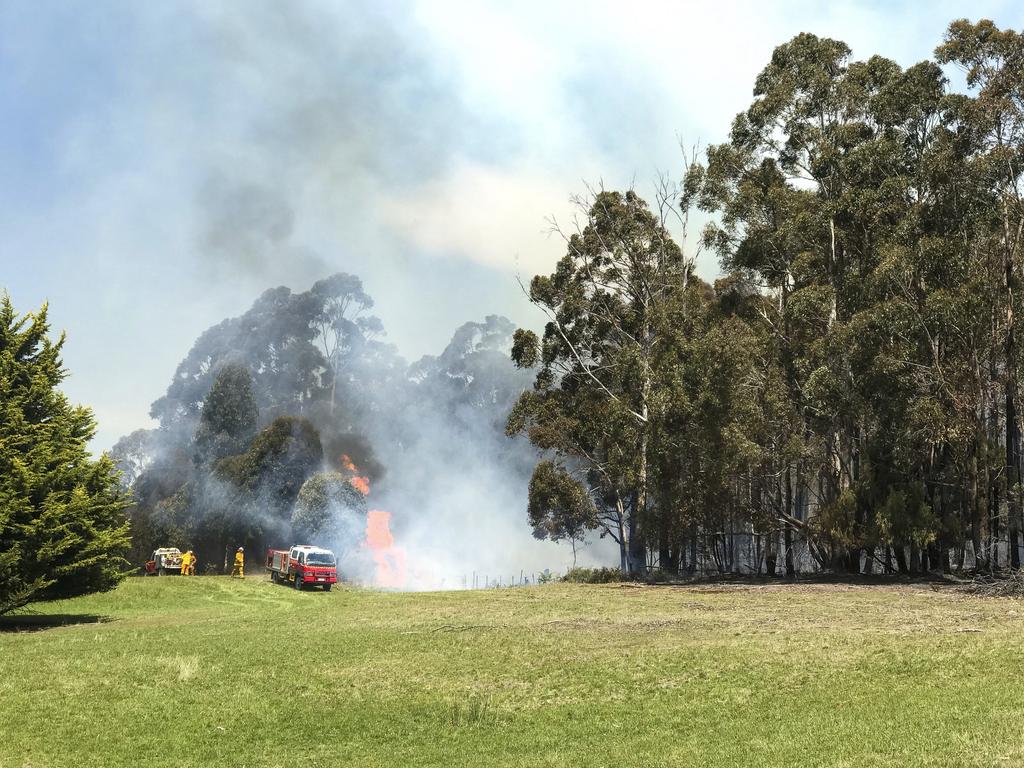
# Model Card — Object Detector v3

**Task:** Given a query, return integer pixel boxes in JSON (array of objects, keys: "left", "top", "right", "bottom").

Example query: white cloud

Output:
[{"left": 379, "top": 160, "right": 579, "bottom": 274}]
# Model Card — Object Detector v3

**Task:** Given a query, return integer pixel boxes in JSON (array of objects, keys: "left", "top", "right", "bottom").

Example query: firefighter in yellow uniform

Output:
[
  {"left": 180, "top": 550, "right": 192, "bottom": 576},
  {"left": 231, "top": 547, "right": 244, "bottom": 578},
  {"left": 185, "top": 550, "right": 196, "bottom": 576}
]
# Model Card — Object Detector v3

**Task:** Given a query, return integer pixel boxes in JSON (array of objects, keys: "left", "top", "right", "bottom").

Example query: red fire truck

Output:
[{"left": 266, "top": 545, "right": 338, "bottom": 591}]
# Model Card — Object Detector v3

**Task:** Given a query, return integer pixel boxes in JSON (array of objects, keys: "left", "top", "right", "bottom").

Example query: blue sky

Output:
[{"left": 3, "top": 0, "right": 1023, "bottom": 450}]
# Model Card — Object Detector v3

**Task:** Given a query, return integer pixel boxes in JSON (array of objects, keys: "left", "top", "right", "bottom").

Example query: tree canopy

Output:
[
  {"left": 510, "top": 18, "right": 1024, "bottom": 576},
  {"left": 114, "top": 274, "right": 535, "bottom": 574},
  {"left": 0, "top": 297, "right": 130, "bottom": 614},
  {"left": 107, "top": 17, "right": 1024, "bottom": 580}
]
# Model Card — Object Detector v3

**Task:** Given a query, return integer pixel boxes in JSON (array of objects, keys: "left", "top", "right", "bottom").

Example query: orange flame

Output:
[
  {"left": 340, "top": 455, "right": 407, "bottom": 588},
  {"left": 340, "top": 454, "right": 370, "bottom": 495},
  {"left": 365, "top": 510, "right": 406, "bottom": 588}
]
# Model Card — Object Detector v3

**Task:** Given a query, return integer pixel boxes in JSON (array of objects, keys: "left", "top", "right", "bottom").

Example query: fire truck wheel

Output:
[
  {"left": 323, "top": 583, "right": 332, "bottom": 592},
  {"left": 270, "top": 571, "right": 277, "bottom": 584},
  {"left": 294, "top": 574, "right": 303, "bottom": 590}
]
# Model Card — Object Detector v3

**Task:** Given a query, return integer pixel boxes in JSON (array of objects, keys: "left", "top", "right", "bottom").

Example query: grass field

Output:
[{"left": 2, "top": 577, "right": 1024, "bottom": 767}]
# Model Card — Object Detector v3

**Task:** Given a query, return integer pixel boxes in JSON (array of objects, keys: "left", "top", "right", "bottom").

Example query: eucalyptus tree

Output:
[
  {"left": 149, "top": 285, "right": 327, "bottom": 431},
  {"left": 193, "top": 363, "right": 259, "bottom": 463},
  {"left": 689, "top": 33, "right": 874, "bottom": 570},
  {"left": 937, "top": 20, "right": 1024, "bottom": 568},
  {"left": 649, "top": 276, "right": 764, "bottom": 573},
  {"left": 688, "top": 31, "right": 998, "bottom": 573},
  {"left": 309, "top": 273, "right": 383, "bottom": 416},
  {"left": 507, "top": 366, "right": 638, "bottom": 571},
  {"left": 509, "top": 189, "right": 690, "bottom": 572},
  {"left": 505, "top": 20, "right": 1024, "bottom": 576},
  {"left": 687, "top": 144, "right": 821, "bottom": 575},
  {"left": 526, "top": 460, "right": 599, "bottom": 566}
]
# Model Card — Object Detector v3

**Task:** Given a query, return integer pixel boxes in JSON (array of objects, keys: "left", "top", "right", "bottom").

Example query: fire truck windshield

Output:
[{"left": 306, "top": 553, "right": 335, "bottom": 566}]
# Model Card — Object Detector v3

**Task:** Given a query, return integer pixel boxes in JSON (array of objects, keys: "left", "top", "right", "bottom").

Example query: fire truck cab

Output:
[{"left": 266, "top": 545, "right": 338, "bottom": 591}]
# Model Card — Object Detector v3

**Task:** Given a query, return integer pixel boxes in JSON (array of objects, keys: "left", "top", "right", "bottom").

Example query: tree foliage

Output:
[
  {"left": 292, "top": 471, "right": 367, "bottom": 547},
  {"left": 527, "top": 460, "right": 598, "bottom": 564},
  {"left": 510, "top": 189, "right": 690, "bottom": 571},
  {"left": 194, "top": 363, "right": 258, "bottom": 462},
  {"left": 0, "top": 297, "right": 130, "bottom": 613},
  {"left": 513, "top": 19, "right": 1024, "bottom": 576},
  {"left": 114, "top": 273, "right": 534, "bottom": 573}
]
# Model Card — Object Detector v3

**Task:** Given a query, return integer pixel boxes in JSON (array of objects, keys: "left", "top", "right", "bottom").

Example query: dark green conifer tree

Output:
[{"left": 0, "top": 297, "right": 130, "bottom": 614}]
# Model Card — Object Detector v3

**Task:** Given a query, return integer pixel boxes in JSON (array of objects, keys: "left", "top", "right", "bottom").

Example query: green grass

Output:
[{"left": 2, "top": 577, "right": 1023, "bottom": 767}]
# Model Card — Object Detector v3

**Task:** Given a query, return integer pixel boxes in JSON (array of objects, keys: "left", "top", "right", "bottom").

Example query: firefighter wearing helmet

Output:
[{"left": 231, "top": 547, "right": 245, "bottom": 579}]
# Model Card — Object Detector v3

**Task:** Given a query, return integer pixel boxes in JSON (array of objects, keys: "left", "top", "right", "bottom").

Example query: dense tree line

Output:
[
  {"left": 18, "top": 18, "right": 1022, "bottom": 588},
  {"left": 114, "top": 275, "right": 532, "bottom": 571},
  {"left": 115, "top": 274, "right": 385, "bottom": 569},
  {"left": 510, "top": 20, "right": 1024, "bottom": 576}
]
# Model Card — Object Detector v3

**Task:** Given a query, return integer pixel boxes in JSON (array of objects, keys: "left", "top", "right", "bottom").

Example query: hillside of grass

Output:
[{"left": 2, "top": 577, "right": 1023, "bottom": 767}]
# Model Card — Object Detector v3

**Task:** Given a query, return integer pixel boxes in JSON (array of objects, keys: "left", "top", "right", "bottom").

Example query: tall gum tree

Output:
[
  {"left": 510, "top": 189, "right": 690, "bottom": 573},
  {"left": 937, "top": 20, "right": 1024, "bottom": 568}
]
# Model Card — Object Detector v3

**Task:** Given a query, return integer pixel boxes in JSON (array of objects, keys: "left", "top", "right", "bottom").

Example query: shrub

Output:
[
  {"left": 562, "top": 567, "right": 631, "bottom": 584},
  {"left": 561, "top": 567, "right": 678, "bottom": 584}
]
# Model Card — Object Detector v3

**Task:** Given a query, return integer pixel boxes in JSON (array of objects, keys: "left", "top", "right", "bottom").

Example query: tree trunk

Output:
[
  {"left": 1008, "top": 379, "right": 1021, "bottom": 570},
  {"left": 328, "top": 327, "right": 345, "bottom": 417},
  {"left": 990, "top": 453, "right": 1001, "bottom": 570},
  {"left": 765, "top": 532, "right": 777, "bottom": 577},
  {"left": 631, "top": 324, "right": 652, "bottom": 575},
  {"left": 784, "top": 464, "right": 795, "bottom": 577},
  {"left": 971, "top": 433, "right": 986, "bottom": 571},
  {"left": 626, "top": 493, "right": 645, "bottom": 574},
  {"left": 658, "top": 505, "right": 672, "bottom": 573},
  {"left": 615, "top": 494, "right": 628, "bottom": 573},
  {"left": 894, "top": 546, "right": 908, "bottom": 575},
  {"left": 1007, "top": 241, "right": 1021, "bottom": 569}
]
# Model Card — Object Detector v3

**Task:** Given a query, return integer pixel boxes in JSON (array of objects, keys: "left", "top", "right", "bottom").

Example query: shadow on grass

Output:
[
  {"left": 616, "top": 572, "right": 969, "bottom": 593},
  {"left": 0, "top": 613, "right": 114, "bottom": 633},
  {"left": 565, "top": 569, "right": 967, "bottom": 591}
]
